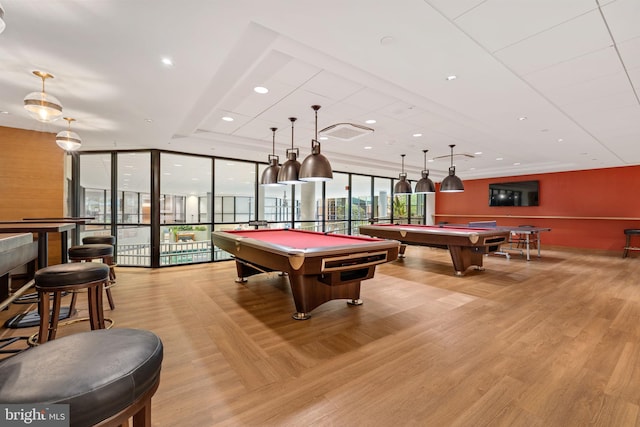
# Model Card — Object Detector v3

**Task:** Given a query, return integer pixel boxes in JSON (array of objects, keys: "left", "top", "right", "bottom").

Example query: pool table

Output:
[
  {"left": 358, "top": 224, "right": 511, "bottom": 276},
  {"left": 211, "top": 229, "right": 400, "bottom": 320}
]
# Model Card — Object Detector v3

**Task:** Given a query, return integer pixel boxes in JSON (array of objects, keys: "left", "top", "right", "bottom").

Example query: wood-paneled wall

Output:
[{"left": 0, "top": 125, "right": 65, "bottom": 264}]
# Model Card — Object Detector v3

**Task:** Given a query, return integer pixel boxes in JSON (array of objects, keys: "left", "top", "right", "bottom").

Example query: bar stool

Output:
[
  {"left": 69, "top": 241, "right": 116, "bottom": 310},
  {"left": 623, "top": 229, "right": 640, "bottom": 258},
  {"left": 82, "top": 235, "right": 117, "bottom": 281},
  {"left": 0, "top": 328, "right": 163, "bottom": 427},
  {"left": 33, "top": 262, "right": 111, "bottom": 344}
]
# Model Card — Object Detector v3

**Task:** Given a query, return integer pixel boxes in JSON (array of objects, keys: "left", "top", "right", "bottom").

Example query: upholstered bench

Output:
[
  {"left": 623, "top": 229, "right": 640, "bottom": 258},
  {"left": 0, "top": 328, "right": 163, "bottom": 427}
]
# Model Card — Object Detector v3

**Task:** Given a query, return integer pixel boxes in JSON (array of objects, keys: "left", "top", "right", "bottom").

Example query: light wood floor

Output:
[{"left": 2, "top": 246, "right": 640, "bottom": 426}]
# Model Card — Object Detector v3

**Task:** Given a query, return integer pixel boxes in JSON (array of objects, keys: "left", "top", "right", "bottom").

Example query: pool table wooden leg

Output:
[
  {"left": 398, "top": 244, "right": 407, "bottom": 258},
  {"left": 447, "top": 246, "right": 485, "bottom": 276},
  {"left": 288, "top": 272, "right": 365, "bottom": 320}
]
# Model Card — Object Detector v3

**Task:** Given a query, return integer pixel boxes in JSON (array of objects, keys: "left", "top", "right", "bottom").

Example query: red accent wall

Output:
[{"left": 435, "top": 166, "right": 640, "bottom": 251}]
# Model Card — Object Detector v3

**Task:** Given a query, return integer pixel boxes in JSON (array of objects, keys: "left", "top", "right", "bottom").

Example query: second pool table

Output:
[
  {"left": 211, "top": 228, "right": 400, "bottom": 320},
  {"left": 359, "top": 223, "right": 511, "bottom": 276}
]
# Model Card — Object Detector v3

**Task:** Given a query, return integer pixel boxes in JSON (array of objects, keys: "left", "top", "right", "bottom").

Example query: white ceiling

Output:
[{"left": 1, "top": 0, "right": 639, "bottom": 185}]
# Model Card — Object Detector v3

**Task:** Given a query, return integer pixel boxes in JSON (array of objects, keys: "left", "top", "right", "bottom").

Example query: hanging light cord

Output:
[{"left": 269, "top": 127, "right": 277, "bottom": 161}]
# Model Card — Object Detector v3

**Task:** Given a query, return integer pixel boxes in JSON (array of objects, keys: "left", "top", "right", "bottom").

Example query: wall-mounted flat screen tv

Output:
[{"left": 489, "top": 180, "right": 539, "bottom": 206}]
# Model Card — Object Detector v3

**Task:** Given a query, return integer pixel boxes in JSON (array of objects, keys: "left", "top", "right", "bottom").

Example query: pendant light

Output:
[
  {"left": 277, "top": 117, "right": 305, "bottom": 184},
  {"left": 440, "top": 144, "right": 464, "bottom": 192},
  {"left": 299, "top": 105, "right": 333, "bottom": 182},
  {"left": 23, "top": 71, "right": 63, "bottom": 122},
  {"left": 0, "top": 2, "right": 6, "bottom": 34},
  {"left": 414, "top": 149, "right": 435, "bottom": 194},
  {"left": 260, "top": 127, "right": 283, "bottom": 186},
  {"left": 56, "top": 117, "right": 82, "bottom": 151},
  {"left": 393, "top": 154, "right": 412, "bottom": 194}
]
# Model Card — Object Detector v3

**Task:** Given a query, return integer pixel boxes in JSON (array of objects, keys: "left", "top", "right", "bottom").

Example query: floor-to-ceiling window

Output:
[
  {"left": 325, "top": 172, "right": 350, "bottom": 234},
  {"left": 159, "top": 153, "right": 212, "bottom": 266},
  {"left": 214, "top": 159, "right": 256, "bottom": 260},
  {"left": 258, "top": 164, "right": 291, "bottom": 227},
  {"left": 373, "top": 177, "right": 392, "bottom": 224},
  {"left": 74, "top": 150, "right": 411, "bottom": 267},
  {"left": 351, "top": 175, "right": 372, "bottom": 235},
  {"left": 115, "top": 152, "right": 151, "bottom": 266}
]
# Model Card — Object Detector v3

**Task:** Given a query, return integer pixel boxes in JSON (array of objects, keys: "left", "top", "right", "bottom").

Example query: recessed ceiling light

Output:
[
  {"left": 161, "top": 58, "right": 173, "bottom": 66},
  {"left": 163, "top": 172, "right": 171, "bottom": 175},
  {"left": 0, "top": 111, "right": 9, "bottom": 115},
  {"left": 365, "top": 119, "right": 376, "bottom": 124},
  {"left": 518, "top": 116, "right": 527, "bottom": 121},
  {"left": 222, "top": 116, "right": 234, "bottom": 122},
  {"left": 319, "top": 136, "right": 328, "bottom": 141},
  {"left": 557, "top": 138, "right": 564, "bottom": 142},
  {"left": 474, "top": 151, "right": 483, "bottom": 155},
  {"left": 513, "top": 162, "right": 521, "bottom": 166},
  {"left": 446, "top": 75, "right": 457, "bottom": 81},
  {"left": 496, "top": 157, "right": 504, "bottom": 161},
  {"left": 413, "top": 133, "right": 422, "bottom": 137},
  {"left": 364, "top": 146, "right": 372, "bottom": 150},
  {"left": 145, "top": 118, "right": 153, "bottom": 123},
  {"left": 174, "top": 164, "right": 182, "bottom": 167},
  {"left": 254, "top": 86, "right": 269, "bottom": 94}
]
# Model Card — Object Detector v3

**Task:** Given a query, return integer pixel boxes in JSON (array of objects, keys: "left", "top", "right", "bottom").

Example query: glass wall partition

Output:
[
  {"left": 159, "top": 153, "right": 212, "bottom": 266},
  {"left": 410, "top": 194, "right": 424, "bottom": 225},
  {"left": 75, "top": 150, "right": 416, "bottom": 267},
  {"left": 115, "top": 152, "right": 151, "bottom": 266},
  {"left": 258, "top": 164, "right": 291, "bottom": 228},
  {"left": 79, "top": 154, "right": 112, "bottom": 250},
  {"left": 373, "top": 177, "right": 392, "bottom": 224},
  {"left": 325, "top": 173, "right": 350, "bottom": 234},
  {"left": 351, "top": 175, "right": 372, "bottom": 235},
  {"left": 214, "top": 159, "right": 256, "bottom": 260}
]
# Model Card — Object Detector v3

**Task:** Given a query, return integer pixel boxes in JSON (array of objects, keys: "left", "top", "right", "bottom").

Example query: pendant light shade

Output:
[
  {"left": 440, "top": 144, "right": 464, "bottom": 192},
  {"left": 299, "top": 105, "right": 333, "bottom": 182},
  {"left": 414, "top": 149, "right": 435, "bottom": 194},
  {"left": 277, "top": 117, "right": 305, "bottom": 184},
  {"left": 0, "top": 2, "right": 6, "bottom": 34},
  {"left": 23, "top": 71, "right": 63, "bottom": 123},
  {"left": 260, "top": 127, "right": 283, "bottom": 186},
  {"left": 56, "top": 117, "right": 81, "bottom": 151},
  {"left": 393, "top": 154, "right": 412, "bottom": 195}
]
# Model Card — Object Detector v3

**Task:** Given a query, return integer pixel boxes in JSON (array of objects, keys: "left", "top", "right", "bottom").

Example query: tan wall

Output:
[{"left": 0, "top": 125, "right": 65, "bottom": 264}]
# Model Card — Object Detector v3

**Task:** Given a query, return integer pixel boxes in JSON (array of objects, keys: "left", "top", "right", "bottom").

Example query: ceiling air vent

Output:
[{"left": 319, "top": 123, "right": 374, "bottom": 141}]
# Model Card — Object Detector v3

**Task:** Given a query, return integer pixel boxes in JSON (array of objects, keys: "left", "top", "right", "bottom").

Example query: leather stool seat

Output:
[
  {"left": 35, "top": 262, "right": 109, "bottom": 288},
  {"left": 69, "top": 243, "right": 113, "bottom": 259},
  {"left": 623, "top": 229, "right": 640, "bottom": 258},
  {"left": 34, "top": 263, "right": 110, "bottom": 344},
  {"left": 69, "top": 243, "right": 116, "bottom": 310},
  {"left": 82, "top": 235, "right": 116, "bottom": 245},
  {"left": 0, "top": 328, "right": 163, "bottom": 427}
]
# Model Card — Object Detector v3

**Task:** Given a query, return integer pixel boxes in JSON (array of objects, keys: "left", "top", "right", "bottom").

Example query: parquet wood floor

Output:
[{"left": 2, "top": 245, "right": 639, "bottom": 426}]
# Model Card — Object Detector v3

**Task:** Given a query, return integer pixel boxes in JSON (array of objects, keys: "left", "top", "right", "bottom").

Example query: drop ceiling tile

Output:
[
  {"left": 453, "top": 0, "right": 599, "bottom": 53},
  {"left": 301, "top": 70, "right": 365, "bottom": 102},
  {"left": 601, "top": 0, "right": 640, "bottom": 41},
  {"left": 495, "top": 10, "right": 612, "bottom": 75}
]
